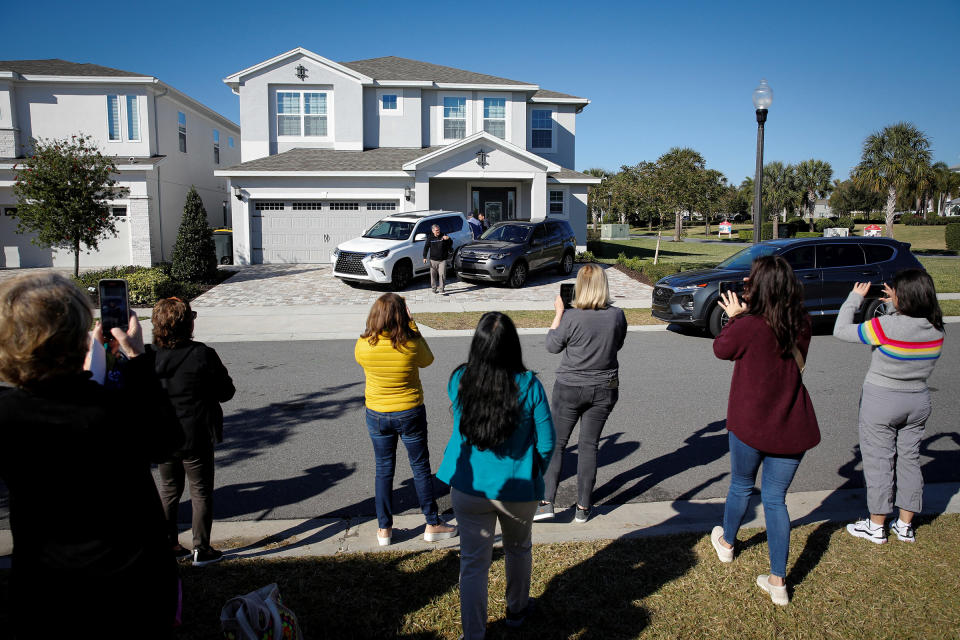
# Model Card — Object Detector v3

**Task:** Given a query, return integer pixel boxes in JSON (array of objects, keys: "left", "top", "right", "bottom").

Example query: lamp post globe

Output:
[{"left": 752, "top": 79, "right": 772, "bottom": 244}]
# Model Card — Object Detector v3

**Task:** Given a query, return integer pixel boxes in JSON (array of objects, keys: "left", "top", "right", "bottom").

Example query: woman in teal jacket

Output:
[{"left": 436, "top": 312, "right": 555, "bottom": 640}]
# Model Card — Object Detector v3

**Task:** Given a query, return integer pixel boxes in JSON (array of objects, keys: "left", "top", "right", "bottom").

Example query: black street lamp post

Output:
[{"left": 752, "top": 79, "right": 772, "bottom": 244}]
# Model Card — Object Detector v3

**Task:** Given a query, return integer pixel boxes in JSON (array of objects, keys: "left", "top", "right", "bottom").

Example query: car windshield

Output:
[
  {"left": 363, "top": 220, "right": 414, "bottom": 240},
  {"left": 481, "top": 224, "right": 531, "bottom": 243},
  {"left": 715, "top": 243, "right": 781, "bottom": 270}
]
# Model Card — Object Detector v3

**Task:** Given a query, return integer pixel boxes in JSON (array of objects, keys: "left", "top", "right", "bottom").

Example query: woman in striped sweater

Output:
[{"left": 833, "top": 269, "right": 945, "bottom": 544}]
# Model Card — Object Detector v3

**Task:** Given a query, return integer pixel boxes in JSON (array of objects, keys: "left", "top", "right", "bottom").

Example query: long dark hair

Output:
[
  {"left": 360, "top": 293, "right": 420, "bottom": 351},
  {"left": 893, "top": 269, "right": 943, "bottom": 331},
  {"left": 453, "top": 312, "right": 527, "bottom": 450},
  {"left": 743, "top": 255, "right": 807, "bottom": 355}
]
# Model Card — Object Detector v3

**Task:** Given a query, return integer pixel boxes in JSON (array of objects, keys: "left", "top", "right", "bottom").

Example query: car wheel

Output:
[
  {"left": 508, "top": 261, "right": 528, "bottom": 288},
  {"left": 708, "top": 303, "right": 729, "bottom": 337},
  {"left": 391, "top": 260, "right": 412, "bottom": 291},
  {"left": 863, "top": 297, "right": 889, "bottom": 321},
  {"left": 558, "top": 250, "right": 575, "bottom": 275}
]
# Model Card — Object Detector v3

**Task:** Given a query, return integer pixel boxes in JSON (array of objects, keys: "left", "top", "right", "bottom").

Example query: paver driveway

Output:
[{"left": 191, "top": 263, "right": 650, "bottom": 308}]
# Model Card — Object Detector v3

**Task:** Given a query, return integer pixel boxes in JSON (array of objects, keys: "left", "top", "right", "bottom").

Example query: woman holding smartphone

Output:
[
  {"left": 537, "top": 264, "right": 627, "bottom": 523},
  {"left": 833, "top": 270, "right": 944, "bottom": 544},
  {"left": 710, "top": 256, "right": 820, "bottom": 606},
  {"left": 355, "top": 293, "right": 457, "bottom": 546},
  {"left": 436, "top": 312, "right": 555, "bottom": 639}
]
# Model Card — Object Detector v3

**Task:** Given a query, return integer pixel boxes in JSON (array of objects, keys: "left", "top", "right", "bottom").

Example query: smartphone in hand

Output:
[
  {"left": 560, "top": 283, "right": 575, "bottom": 308},
  {"left": 98, "top": 279, "right": 129, "bottom": 342},
  {"left": 718, "top": 280, "right": 746, "bottom": 296}
]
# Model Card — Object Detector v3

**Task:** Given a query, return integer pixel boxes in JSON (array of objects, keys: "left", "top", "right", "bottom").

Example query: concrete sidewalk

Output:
[{"left": 6, "top": 483, "right": 953, "bottom": 566}]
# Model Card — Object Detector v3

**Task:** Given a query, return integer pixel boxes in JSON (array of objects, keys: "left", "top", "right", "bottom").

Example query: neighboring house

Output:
[
  {"left": 0, "top": 59, "right": 239, "bottom": 268},
  {"left": 215, "top": 48, "right": 600, "bottom": 264},
  {"left": 944, "top": 197, "right": 960, "bottom": 217},
  {"left": 811, "top": 198, "right": 834, "bottom": 219}
]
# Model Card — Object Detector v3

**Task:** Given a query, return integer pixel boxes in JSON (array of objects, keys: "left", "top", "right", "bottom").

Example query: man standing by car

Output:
[
  {"left": 477, "top": 212, "right": 489, "bottom": 232},
  {"left": 423, "top": 224, "right": 453, "bottom": 294},
  {"left": 467, "top": 212, "right": 483, "bottom": 239}
]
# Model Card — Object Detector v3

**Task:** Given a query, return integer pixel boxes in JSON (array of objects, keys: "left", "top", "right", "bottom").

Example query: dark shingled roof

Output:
[
  {"left": 221, "top": 147, "right": 444, "bottom": 172},
  {"left": 533, "top": 89, "right": 587, "bottom": 101},
  {"left": 551, "top": 167, "right": 601, "bottom": 181},
  {"left": 340, "top": 56, "right": 533, "bottom": 86},
  {"left": 0, "top": 59, "right": 146, "bottom": 77}
]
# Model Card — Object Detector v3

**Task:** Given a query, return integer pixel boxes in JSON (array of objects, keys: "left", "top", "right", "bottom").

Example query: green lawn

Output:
[
  {"left": 589, "top": 237, "right": 740, "bottom": 264},
  {"left": 940, "top": 300, "right": 960, "bottom": 316},
  {"left": 918, "top": 257, "right": 960, "bottom": 293},
  {"left": 629, "top": 223, "right": 752, "bottom": 241},
  {"left": 857, "top": 224, "right": 947, "bottom": 252}
]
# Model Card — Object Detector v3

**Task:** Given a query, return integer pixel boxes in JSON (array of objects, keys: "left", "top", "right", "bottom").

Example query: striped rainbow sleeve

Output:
[{"left": 859, "top": 317, "right": 943, "bottom": 361}]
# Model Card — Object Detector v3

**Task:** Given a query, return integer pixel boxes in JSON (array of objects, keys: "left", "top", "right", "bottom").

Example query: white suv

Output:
[{"left": 331, "top": 210, "right": 473, "bottom": 290}]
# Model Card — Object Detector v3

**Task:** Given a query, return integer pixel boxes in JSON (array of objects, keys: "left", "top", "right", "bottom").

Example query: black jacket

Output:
[
  {"left": 423, "top": 234, "right": 453, "bottom": 261},
  {"left": 152, "top": 341, "right": 235, "bottom": 455},
  {"left": 0, "top": 353, "right": 182, "bottom": 635}
]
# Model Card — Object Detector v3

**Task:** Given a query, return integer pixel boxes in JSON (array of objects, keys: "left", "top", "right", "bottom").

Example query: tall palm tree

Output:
[
  {"left": 931, "top": 161, "right": 960, "bottom": 215},
  {"left": 853, "top": 122, "right": 932, "bottom": 238},
  {"left": 762, "top": 162, "right": 797, "bottom": 238},
  {"left": 739, "top": 177, "right": 755, "bottom": 222},
  {"left": 795, "top": 159, "right": 833, "bottom": 228}
]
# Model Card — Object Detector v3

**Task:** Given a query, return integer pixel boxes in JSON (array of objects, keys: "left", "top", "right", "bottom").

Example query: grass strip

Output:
[
  {"left": 919, "top": 257, "right": 960, "bottom": 293},
  {"left": 6, "top": 515, "right": 952, "bottom": 638},
  {"left": 414, "top": 308, "right": 665, "bottom": 330},
  {"left": 939, "top": 299, "right": 960, "bottom": 316}
]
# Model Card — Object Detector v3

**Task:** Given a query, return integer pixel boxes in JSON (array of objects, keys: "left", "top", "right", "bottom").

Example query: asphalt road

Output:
[{"left": 1, "top": 328, "right": 958, "bottom": 527}]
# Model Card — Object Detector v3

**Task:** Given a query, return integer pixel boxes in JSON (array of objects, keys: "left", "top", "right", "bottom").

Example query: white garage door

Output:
[{"left": 250, "top": 200, "right": 396, "bottom": 264}]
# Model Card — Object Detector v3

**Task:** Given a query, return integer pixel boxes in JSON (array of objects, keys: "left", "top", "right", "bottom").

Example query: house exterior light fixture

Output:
[
  {"left": 233, "top": 185, "right": 243, "bottom": 201},
  {"left": 476, "top": 149, "right": 488, "bottom": 168},
  {"left": 295, "top": 65, "right": 308, "bottom": 81},
  {"left": 404, "top": 185, "right": 413, "bottom": 201}
]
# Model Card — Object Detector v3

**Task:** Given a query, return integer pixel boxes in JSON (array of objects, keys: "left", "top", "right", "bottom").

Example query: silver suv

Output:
[{"left": 331, "top": 210, "right": 473, "bottom": 290}]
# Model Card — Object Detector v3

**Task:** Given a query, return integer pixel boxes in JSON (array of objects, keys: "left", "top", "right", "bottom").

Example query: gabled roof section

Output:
[
  {"left": 531, "top": 89, "right": 590, "bottom": 105},
  {"left": 340, "top": 56, "right": 536, "bottom": 89},
  {"left": 402, "top": 131, "right": 560, "bottom": 172},
  {"left": 0, "top": 59, "right": 146, "bottom": 78},
  {"left": 223, "top": 47, "right": 373, "bottom": 90}
]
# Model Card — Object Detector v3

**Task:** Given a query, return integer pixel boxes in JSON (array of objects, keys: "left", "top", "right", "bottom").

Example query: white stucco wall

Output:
[
  {"left": 237, "top": 56, "right": 364, "bottom": 161},
  {"left": 527, "top": 103, "right": 576, "bottom": 169},
  {"left": 363, "top": 87, "right": 421, "bottom": 148}
]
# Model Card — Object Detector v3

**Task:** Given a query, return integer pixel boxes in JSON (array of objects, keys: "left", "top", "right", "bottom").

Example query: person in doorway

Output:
[
  {"left": 422, "top": 224, "right": 452, "bottom": 295},
  {"left": 467, "top": 212, "right": 483, "bottom": 239},
  {"left": 710, "top": 255, "right": 820, "bottom": 606},
  {"left": 355, "top": 293, "right": 457, "bottom": 546},
  {"left": 152, "top": 297, "right": 236, "bottom": 567},
  {"left": 436, "top": 312, "right": 555, "bottom": 639},
  {"left": 537, "top": 264, "right": 627, "bottom": 524},
  {"left": 833, "top": 271, "right": 944, "bottom": 544}
]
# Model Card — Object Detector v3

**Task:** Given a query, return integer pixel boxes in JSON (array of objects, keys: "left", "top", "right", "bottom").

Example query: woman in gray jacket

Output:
[
  {"left": 536, "top": 264, "right": 627, "bottom": 523},
  {"left": 833, "top": 269, "right": 944, "bottom": 544}
]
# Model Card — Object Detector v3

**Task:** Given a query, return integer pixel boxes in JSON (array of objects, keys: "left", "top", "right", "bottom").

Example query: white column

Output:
[
  {"left": 414, "top": 173, "right": 430, "bottom": 211},
  {"left": 127, "top": 196, "right": 153, "bottom": 267},
  {"left": 530, "top": 172, "right": 547, "bottom": 221},
  {"left": 231, "top": 184, "right": 252, "bottom": 265}
]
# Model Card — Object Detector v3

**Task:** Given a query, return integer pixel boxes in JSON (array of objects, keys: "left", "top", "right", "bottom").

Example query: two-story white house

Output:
[
  {"left": 0, "top": 59, "right": 240, "bottom": 268},
  {"left": 216, "top": 48, "right": 600, "bottom": 264}
]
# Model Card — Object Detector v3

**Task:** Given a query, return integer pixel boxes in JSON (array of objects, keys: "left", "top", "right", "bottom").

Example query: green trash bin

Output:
[{"left": 213, "top": 229, "right": 233, "bottom": 265}]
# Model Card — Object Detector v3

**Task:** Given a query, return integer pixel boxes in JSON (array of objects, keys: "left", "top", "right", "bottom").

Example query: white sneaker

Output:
[
  {"left": 711, "top": 526, "right": 733, "bottom": 563},
  {"left": 846, "top": 518, "right": 887, "bottom": 544},
  {"left": 756, "top": 574, "right": 789, "bottom": 606},
  {"left": 889, "top": 519, "right": 916, "bottom": 543}
]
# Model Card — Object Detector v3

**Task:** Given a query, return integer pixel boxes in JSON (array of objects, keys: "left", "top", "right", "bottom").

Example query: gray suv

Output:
[{"left": 454, "top": 219, "right": 577, "bottom": 288}]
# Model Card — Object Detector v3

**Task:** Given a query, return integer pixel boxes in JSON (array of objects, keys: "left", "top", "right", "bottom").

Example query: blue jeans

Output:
[
  {"left": 722, "top": 431, "right": 803, "bottom": 578},
  {"left": 366, "top": 405, "right": 440, "bottom": 529}
]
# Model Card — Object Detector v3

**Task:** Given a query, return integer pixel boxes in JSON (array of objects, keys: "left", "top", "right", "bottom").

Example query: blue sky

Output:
[{"left": 4, "top": 0, "right": 958, "bottom": 184}]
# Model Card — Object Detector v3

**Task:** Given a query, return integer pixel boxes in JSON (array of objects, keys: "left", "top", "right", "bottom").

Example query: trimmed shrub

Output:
[
  {"left": 787, "top": 216, "right": 809, "bottom": 232},
  {"left": 835, "top": 217, "right": 855, "bottom": 231},
  {"left": 575, "top": 250, "right": 597, "bottom": 263},
  {"left": 901, "top": 213, "right": 922, "bottom": 226},
  {"left": 796, "top": 231, "right": 822, "bottom": 238},
  {"left": 946, "top": 223, "right": 960, "bottom": 252},
  {"left": 171, "top": 186, "right": 218, "bottom": 283}
]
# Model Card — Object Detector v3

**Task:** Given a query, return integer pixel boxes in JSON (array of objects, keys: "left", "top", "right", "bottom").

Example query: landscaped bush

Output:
[
  {"left": 74, "top": 266, "right": 209, "bottom": 306},
  {"left": 787, "top": 216, "right": 809, "bottom": 232},
  {"left": 171, "top": 186, "right": 218, "bottom": 283},
  {"left": 575, "top": 250, "right": 597, "bottom": 263},
  {"left": 796, "top": 231, "right": 822, "bottom": 238},
  {"left": 946, "top": 223, "right": 960, "bottom": 252},
  {"left": 835, "top": 217, "right": 855, "bottom": 231},
  {"left": 738, "top": 222, "right": 793, "bottom": 241},
  {"left": 615, "top": 253, "right": 713, "bottom": 283}
]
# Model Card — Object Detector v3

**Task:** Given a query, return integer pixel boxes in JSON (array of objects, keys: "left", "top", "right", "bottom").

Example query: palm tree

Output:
[
  {"left": 739, "top": 177, "right": 755, "bottom": 222},
  {"left": 762, "top": 162, "right": 797, "bottom": 238},
  {"left": 931, "top": 161, "right": 960, "bottom": 215},
  {"left": 853, "top": 122, "right": 932, "bottom": 238},
  {"left": 795, "top": 159, "right": 833, "bottom": 228}
]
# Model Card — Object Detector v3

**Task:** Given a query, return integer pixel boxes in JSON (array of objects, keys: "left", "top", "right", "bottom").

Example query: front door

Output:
[{"left": 472, "top": 188, "right": 516, "bottom": 225}]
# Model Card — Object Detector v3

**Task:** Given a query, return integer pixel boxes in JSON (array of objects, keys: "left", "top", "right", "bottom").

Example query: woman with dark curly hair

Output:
[
  {"left": 709, "top": 255, "right": 821, "bottom": 606},
  {"left": 152, "top": 296, "right": 235, "bottom": 567},
  {"left": 436, "top": 312, "right": 555, "bottom": 639}
]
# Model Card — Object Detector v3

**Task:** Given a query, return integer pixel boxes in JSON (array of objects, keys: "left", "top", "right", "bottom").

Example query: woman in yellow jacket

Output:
[{"left": 355, "top": 292, "right": 457, "bottom": 546}]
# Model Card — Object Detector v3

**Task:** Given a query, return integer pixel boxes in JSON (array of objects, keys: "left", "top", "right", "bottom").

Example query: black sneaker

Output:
[
  {"left": 505, "top": 598, "right": 535, "bottom": 628},
  {"left": 192, "top": 547, "right": 224, "bottom": 566},
  {"left": 533, "top": 502, "right": 554, "bottom": 521},
  {"left": 172, "top": 544, "right": 192, "bottom": 560},
  {"left": 574, "top": 506, "right": 591, "bottom": 523}
]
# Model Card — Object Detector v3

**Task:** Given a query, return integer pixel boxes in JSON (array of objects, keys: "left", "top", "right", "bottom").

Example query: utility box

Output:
[
  {"left": 823, "top": 227, "right": 850, "bottom": 238},
  {"left": 601, "top": 224, "right": 630, "bottom": 239},
  {"left": 213, "top": 229, "right": 233, "bottom": 265}
]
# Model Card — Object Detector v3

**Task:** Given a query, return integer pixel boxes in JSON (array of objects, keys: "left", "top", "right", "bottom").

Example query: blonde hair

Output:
[
  {"left": 0, "top": 272, "right": 93, "bottom": 386},
  {"left": 573, "top": 264, "right": 611, "bottom": 310}
]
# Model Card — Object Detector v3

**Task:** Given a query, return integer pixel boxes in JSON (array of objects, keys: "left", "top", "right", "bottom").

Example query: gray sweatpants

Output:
[
  {"left": 451, "top": 488, "right": 537, "bottom": 640},
  {"left": 858, "top": 382, "right": 930, "bottom": 515},
  {"left": 429, "top": 259, "right": 447, "bottom": 292}
]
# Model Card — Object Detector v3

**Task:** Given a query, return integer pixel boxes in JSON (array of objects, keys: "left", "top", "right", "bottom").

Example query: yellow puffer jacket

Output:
[{"left": 355, "top": 323, "right": 434, "bottom": 413}]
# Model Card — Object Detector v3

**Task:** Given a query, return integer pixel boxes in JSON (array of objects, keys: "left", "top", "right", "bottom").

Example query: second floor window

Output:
[
  {"left": 443, "top": 97, "right": 466, "bottom": 140},
  {"left": 278, "top": 91, "right": 328, "bottom": 137},
  {"left": 178, "top": 112, "right": 187, "bottom": 153},
  {"left": 228, "top": 136, "right": 235, "bottom": 148},
  {"left": 382, "top": 94, "right": 397, "bottom": 110},
  {"left": 126, "top": 96, "right": 140, "bottom": 141},
  {"left": 483, "top": 98, "right": 506, "bottom": 139},
  {"left": 531, "top": 109, "right": 553, "bottom": 149},
  {"left": 107, "top": 95, "right": 121, "bottom": 141},
  {"left": 213, "top": 129, "right": 220, "bottom": 164}
]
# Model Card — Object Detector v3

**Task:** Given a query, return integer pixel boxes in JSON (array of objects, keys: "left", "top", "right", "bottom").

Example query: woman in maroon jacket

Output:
[{"left": 709, "top": 256, "right": 820, "bottom": 606}]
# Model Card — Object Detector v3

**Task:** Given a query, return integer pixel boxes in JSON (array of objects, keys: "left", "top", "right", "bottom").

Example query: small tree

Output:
[
  {"left": 12, "top": 135, "right": 126, "bottom": 276},
  {"left": 171, "top": 186, "right": 217, "bottom": 283}
]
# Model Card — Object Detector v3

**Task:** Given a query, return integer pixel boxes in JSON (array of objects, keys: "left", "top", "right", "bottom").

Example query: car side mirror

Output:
[{"left": 414, "top": 233, "right": 426, "bottom": 242}]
